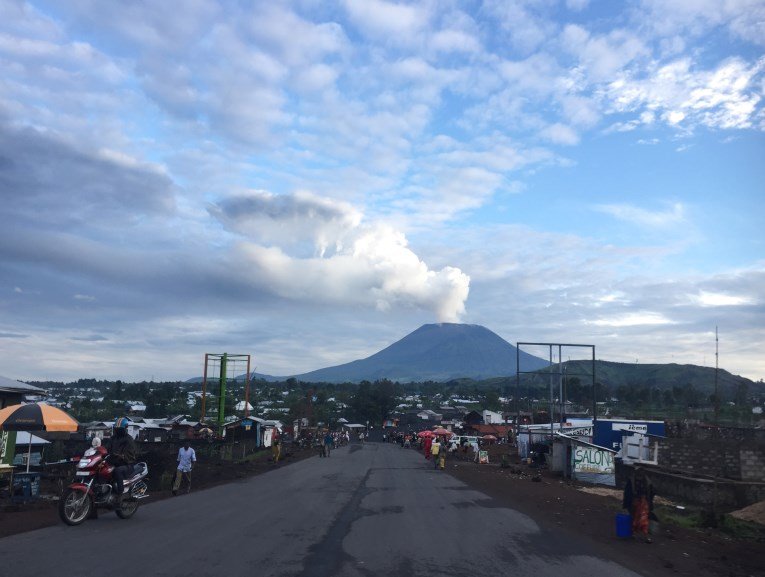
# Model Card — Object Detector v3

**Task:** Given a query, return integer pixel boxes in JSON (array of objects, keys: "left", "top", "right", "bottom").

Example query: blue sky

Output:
[{"left": 0, "top": 0, "right": 763, "bottom": 382}]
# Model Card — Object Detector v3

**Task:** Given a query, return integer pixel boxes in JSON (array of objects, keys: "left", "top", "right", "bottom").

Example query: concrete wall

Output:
[
  {"left": 740, "top": 449, "right": 765, "bottom": 482},
  {"left": 616, "top": 461, "right": 765, "bottom": 511},
  {"left": 658, "top": 425, "right": 765, "bottom": 482}
]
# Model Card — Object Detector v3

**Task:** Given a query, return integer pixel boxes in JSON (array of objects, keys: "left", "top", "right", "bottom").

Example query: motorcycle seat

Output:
[{"left": 129, "top": 462, "right": 147, "bottom": 478}]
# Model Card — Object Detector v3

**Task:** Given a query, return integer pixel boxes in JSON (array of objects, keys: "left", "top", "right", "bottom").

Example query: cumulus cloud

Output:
[
  {"left": 638, "top": 0, "right": 765, "bottom": 46},
  {"left": 212, "top": 190, "right": 471, "bottom": 322},
  {"left": 605, "top": 57, "right": 764, "bottom": 131},
  {"left": 342, "top": 0, "right": 430, "bottom": 43},
  {"left": 560, "top": 25, "right": 648, "bottom": 82},
  {"left": 539, "top": 123, "right": 580, "bottom": 145}
]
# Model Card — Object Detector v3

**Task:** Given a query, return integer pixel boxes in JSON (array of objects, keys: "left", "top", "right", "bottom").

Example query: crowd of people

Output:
[{"left": 381, "top": 430, "right": 484, "bottom": 469}]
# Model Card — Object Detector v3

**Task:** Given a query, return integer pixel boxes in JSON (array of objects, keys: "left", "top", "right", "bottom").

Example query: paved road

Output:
[{"left": 1, "top": 442, "right": 640, "bottom": 577}]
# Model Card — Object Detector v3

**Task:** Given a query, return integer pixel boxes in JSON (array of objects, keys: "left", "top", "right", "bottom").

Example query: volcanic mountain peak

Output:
[{"left": 290, "top": 323, "right": 548, "bottom": 383}]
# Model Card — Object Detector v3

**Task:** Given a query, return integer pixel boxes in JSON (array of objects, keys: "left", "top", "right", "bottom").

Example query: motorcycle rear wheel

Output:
[
  {"left": 59, "top": 488, "right": 92, "bottom": 526},
  {"left": 116, "top": 498, "right": 139, "bottom": 519}
]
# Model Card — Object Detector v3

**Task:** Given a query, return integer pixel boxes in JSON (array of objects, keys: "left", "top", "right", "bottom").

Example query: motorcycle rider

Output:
[{"left": 108, "top": 417, "right": 137, "bottom": 503}]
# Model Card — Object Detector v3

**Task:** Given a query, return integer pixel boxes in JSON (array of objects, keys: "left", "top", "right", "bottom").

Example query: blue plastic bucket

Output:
[{"left": 615, "top": 513, "right": 632, "bottom": 538}]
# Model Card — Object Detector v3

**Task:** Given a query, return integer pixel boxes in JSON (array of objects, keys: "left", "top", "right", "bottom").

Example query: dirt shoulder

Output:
[{"left": 442, "top": 447, "right": 765, "bottom": 577}]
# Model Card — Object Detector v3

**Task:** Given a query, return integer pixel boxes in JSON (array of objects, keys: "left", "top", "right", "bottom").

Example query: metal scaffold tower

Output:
[
  {"left": 515, "top": 342, "right": 596, "bottom": 440},
  {"left": 200, "top": 353, "right": 252, "bottom": 434}
]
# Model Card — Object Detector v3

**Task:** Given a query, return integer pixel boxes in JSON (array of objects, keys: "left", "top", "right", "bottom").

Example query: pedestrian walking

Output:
[
  {"left": 173, "top": 440, "right": 196, "bottom": 495},
  {"left": 272, "top": 436, "right": 281, "bottom": 464},
  {"left": 323, "top": 430, "right": 333, "bottom": 457},
  {"left": 424, "top": 435, "right": 433, "bottom": 460},
  {"left": 431, "top": 438, "right": 441, "bottom": 469}
]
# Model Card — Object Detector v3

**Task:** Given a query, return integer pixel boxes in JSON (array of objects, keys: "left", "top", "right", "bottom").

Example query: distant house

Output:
[
  {"left": 124, "top": 401, "right": 147, "bottom": 415},
  {"left": 482, "top": 410, "right": 504, "bottom": 424},
  {"left": 131, "top": 418, "right": 169, "bottom": 442},
  {"left": 235, "top": 401, "right": 254, "bottom": 412},
  {"left": 84, "top": 421, "right": 117, "bottom": 440},
  {"left": 463, "top": 410, "right": 483, "bottom": 426},
  {"left": 165, "top": 418, "right": 201, "bottom": 440},
  {"left": 222, "top": 416, "right": 262, "bottom": 442},
  {"left": 439, "top": 406, "right": 463, "bottom": 421},
  {"left": 466, "top": 423, "right": 515, "bottom": 440},
  {"left": 417, "top": 409, "right": 443, "bottom": 421}
]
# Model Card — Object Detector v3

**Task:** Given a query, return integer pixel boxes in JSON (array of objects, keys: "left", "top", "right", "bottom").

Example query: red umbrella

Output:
[
  {"left": 482, "top": 434, "right": 498, "bottom": 441},
  {"left": 433, "top": 427, "right": 453, "bottom": 437},
  {"left": 417, "top": 430, "right": 435, "bottom": 438}
]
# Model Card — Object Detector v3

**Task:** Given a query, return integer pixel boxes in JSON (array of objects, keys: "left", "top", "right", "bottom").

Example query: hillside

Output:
[
  {"left": 574, "top": 359, "right": 757, "bottom": 393},
  {"left": 519, "top": 359, "right": 760, "bottom": 394},
  {"left": 287, "top": 323, "right": 549, "bottom": 383}
]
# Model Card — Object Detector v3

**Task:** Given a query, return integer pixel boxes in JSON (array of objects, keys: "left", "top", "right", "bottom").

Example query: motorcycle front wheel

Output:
[
  {"left": 116, "top": 498, "right": 139, "bottom": 519},
  {"left": 59, "top": 488, "right": 92, "bottom": 526}
]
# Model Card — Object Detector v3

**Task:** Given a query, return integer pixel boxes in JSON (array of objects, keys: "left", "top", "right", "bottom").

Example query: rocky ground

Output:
[{"left": 2, "top": 440, "right": 764, "bottom": 577}]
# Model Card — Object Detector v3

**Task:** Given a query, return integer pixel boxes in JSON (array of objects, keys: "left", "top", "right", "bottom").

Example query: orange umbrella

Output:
[
  {"left": 0, "top": 402, "right": 79, "bottom": 472},
  {"left": 0, "top": 402, "right": 79, "bottom": 432},
  {"left": 482, "top": 434, "right": 497, "bottom": 441},
  {"left": 433, "top": 427, "right": 453, "bottom": 437}
]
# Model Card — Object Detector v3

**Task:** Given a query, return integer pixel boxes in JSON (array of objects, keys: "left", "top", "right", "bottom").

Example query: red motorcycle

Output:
[{"left": 59, "top": 444, "right": 149, "bottom": 526}]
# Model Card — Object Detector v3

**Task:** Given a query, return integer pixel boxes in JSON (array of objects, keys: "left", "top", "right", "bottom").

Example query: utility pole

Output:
[
  {"left": 714, "top": 326, "right": 719, "bottom": 425},
  {"left": 218, "top": 352, "right": 228, "bottom": 435}
]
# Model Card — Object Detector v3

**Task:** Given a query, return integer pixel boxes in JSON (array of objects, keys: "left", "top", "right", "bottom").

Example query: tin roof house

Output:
[{"left": 0, "top": 375, "right": 46, "bottom": 409}]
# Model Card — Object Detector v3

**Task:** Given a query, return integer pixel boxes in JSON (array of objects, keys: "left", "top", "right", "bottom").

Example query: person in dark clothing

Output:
[
  {"left": 623, "top": 467, "right": 655, "bottom": 542},
  {"left": 108, "top": 417, "right": 137, "bottom": 502},
  {"left": 323, "top": 431, "right": 333, "bottom": 457}
]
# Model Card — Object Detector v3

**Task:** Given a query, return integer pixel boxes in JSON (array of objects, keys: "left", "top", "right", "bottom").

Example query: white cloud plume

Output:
[{"left": 212, "top": 190, "right": 470, "bottom": 322}]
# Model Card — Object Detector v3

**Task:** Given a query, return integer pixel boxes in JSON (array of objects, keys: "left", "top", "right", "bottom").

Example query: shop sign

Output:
[{"left": 573, "top": 446, "right": 614, "bottom": 474}]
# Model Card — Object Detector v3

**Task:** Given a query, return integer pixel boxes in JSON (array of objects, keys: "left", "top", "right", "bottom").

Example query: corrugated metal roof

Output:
[{"left": 0, "top": 375, "right": 46, "bottom": 394}]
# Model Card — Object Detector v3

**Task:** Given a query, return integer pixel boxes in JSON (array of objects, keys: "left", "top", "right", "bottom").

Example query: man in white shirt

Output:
[{"left": 173, "top": 440, "right": 197, "bottom": 495}]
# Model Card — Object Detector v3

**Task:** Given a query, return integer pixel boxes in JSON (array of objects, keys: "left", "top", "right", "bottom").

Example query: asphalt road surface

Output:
[{"left": 1, "top": 442, "right": 641, "bottom": 577}]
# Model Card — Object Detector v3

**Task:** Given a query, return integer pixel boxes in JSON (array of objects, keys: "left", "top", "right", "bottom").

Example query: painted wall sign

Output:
[
  {"left": 573, "top": 446, "right": 615, "bottom": 474},
  {"left": 593, "top": 420, "right": 665, "bottom": 451},
  {"left": 613, "top": 423, "right": 647, "bottom": 433}
]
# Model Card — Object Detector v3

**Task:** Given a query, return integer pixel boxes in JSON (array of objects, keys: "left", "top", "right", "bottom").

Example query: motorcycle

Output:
[{"left": 58, "top": 443, "right": 149, "bottom": 526}]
